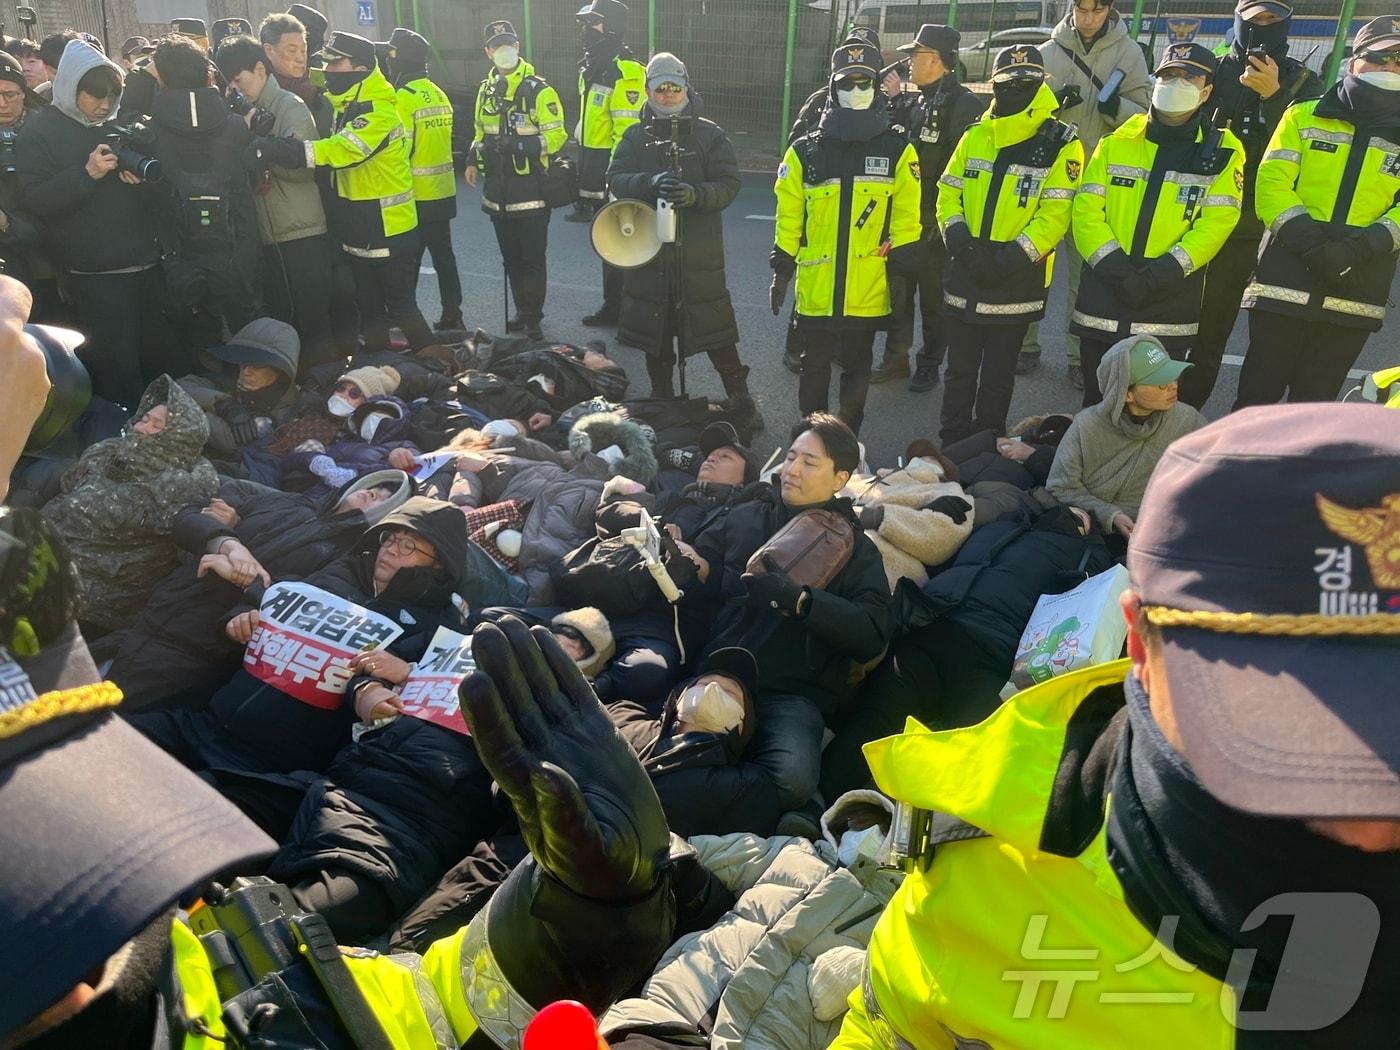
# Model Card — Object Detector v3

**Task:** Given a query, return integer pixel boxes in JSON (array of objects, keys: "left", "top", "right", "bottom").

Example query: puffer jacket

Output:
[
  {"left": 844, "top": 457, "right": 975, "bottom": 589},
  {"left": 602, "top": 833, "right": 903, "bottom": 1049},
  {"left": 106, "top": 470, "right": 413, "bottom": 708},
  {"left": 514, "top": 463, "right": 609, "bottom": 604},
  {"left": 43, "top": 375, "right": 218, "bottom": 631},
  {"left": 1042, "top": 11, "right": 1151, "bottom": 155}
]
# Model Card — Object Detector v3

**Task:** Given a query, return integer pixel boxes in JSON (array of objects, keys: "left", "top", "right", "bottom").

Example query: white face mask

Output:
[
  {"left": 675, "top": 680, "right": 745, "bottom": 734},
  {"left": 837, "top": 85, "right": 875, "bottom": 110},
  {"left": 1357, "top": 69, "right": 1400, "bottom": 91},
  {"left": 359, "top": 414, "right": 386, "bottom": 441},
  {"left": 481, "top": 419, "right": 521, "bottom": 441},
  {"left": 1152, "top": 77, "right": 1202, "bottom": 115},
  {"left": 492, "top": 45, "right": 519, "bottom": 70},
  {"left": 326, "top": 394, "right": 356, "bottom": 417}
]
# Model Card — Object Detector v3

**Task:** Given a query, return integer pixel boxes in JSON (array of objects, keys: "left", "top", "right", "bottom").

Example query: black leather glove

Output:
[
  {"left": 1118, "top": 269, "right": 1152, "bottom": 309},
  {"left": 1275, "top": 214, "right": 1328, "bottom": 254},
  {"left": 741, "top": 553, "right": 809, "bottom": 616},
  {"left": 769, "top": 270, "right": 792, "bottom": 315},
  {"left": 664, "top": 446, "right": 699, "bottom": 472},
  {"left": 1349, "top": 225, "right": 1392, "bottom": 264},
  {"left": 965, "top": 243, "right": 1001, "bottom": 287},
  {"left": 1055, "top": 83, "right": 1083, "bottom": 111},
  {"left": 245, "top": 134, "right": 308, "bottom": 170},
  {"left": 994, "top": 242, "right": 1035, "bottom": 279},
  {"left": 1093, "top": 247, "right": 1135, "bottom": 290},
  {"left": 858, "top": 503, "right": 885, "bottom": 531},
  {"left": 1097, "top": 92, "right": 1121, "bottom": 119},
  {"left": 1302, "top": 241, "right": 1355, "bottom": 285},
  {"left": 216, "top": 402, "right": 269, "bottom": 446},
  {"left": 925, "top": 494, "right": 971, "bottom": 525},
  {"left": 459, "top": 617, "right": 670, "bottom": 901},
  {"left": 658, "top": 177, "right": 697, "bottom": 207},
  {"left": 1142, "top": 255, "right": 1185, "bottom": 296},
  {"left": 943, "top": 222, "right": 973, "bottom": 259}
]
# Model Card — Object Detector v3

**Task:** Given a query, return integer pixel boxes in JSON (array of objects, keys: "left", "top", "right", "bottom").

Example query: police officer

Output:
[
  {"left": 252, "top": 31, "right": 435, "bottom": 355},
  {"left": 574, "top": 0, "right": 646, "bottom": 327},
  {"left": 1235, "top": 16, "right": 1400, "bottom": 407},
  {"left": 831, "top": 403, "right": 1400, "bottom": 1049},
  {"left": 467, "top": 20, "right": 567, "bottom": 342},
  {"left": 387, "top": 27, "right": 463, "bottom": 333},
  {"left": 871, "top": 23, "right": 987, "bottom": 393},
  {"left": 937, "top": 46, "right": 1082, "bottom": 444},
  {"left": 210, "top": 17, "right": 252, "bottom": 54},
  {"left": 1071, "top": 42, "right": 1244, "bottom": 405},
  {"left": 1190, "top": 0, "right": 1323, "bottom": 408},
  {"left": 772, "top": 43, "right": 922, "bottom": 435}
]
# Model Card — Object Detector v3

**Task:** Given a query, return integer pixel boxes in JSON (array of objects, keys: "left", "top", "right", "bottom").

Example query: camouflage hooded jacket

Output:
[{"left": 43, "top": 375, "right": 220, "bottom": 631}]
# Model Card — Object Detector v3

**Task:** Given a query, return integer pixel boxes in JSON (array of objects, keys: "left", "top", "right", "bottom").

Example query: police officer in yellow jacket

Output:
[
  {"left": 936, "top": 45, "right": 1082, "bottom": 444},
  {"left": 772, "top": 44, "right": 922, "bottom": 435},
  {"left": 833, "top": 402, "right": 1400, "bottom": 1049},
  {"left": 251, "top": 30, "right": 434, "bottom": 354},
  {"left": 574, "top": 0, "right": 645, "bottom": 326},
  {"left": 387, "top": 27, "right": 463, "bottom": 333},
  {"left": 1235, "top": 16, "right": 1400, "bottom": 408},
  {"left": 467, "top": 20, "right": 568, "bottom": 342},
  {"left": 1070, "top": 42, "right": 1244, "bottom": 405}
]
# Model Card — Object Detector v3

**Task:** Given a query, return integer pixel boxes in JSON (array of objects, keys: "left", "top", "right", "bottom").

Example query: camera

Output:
[
  {"left": 0, "top": 128, "right": 17, "bottom": 175},
  {"left": 102, "top": 124, "right": 163, "bottom": 183},
  {"left": 228, "top": 89, "right": 276, "bottom": 136}
]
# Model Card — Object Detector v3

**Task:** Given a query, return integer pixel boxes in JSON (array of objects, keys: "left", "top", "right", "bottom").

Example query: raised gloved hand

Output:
[
  {"left": 657, "top": 175, "right": 697, "bottom": 207},
  {"left": 925, "top": 494, "right": 971, "bottom": 525},
  {"left": 1302, "top": 241, "right": 1355, "bottom": 286},
  {"left": 741, "top": 553, "right": 809, "bottom": 617},
  {"left": 769, "top": 270, "right": 792, "bottom": 315},
  {"left": 245, "top": 134, "right": 308, "bottom": 170},
  {"left": 459, "top": 616, "right": 669, "bottom": 901}
]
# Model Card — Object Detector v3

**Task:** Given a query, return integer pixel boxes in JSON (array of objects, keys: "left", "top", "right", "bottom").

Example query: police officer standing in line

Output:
[
  {"left": 251, "top": 31, "right": 435, "bottom": 355},
  {"left": 936, "top": 46, "right": 1082, "bottom": 444},
  {"left": 467, "top": 20, "right": 568, "bottom": 342},
  {"left": 1070, "top": 42, "right": 1244, "bottom": 406},
  {"left": 387, "top": 27, "right": 463, "bottom": 333},
  {"left": 1235, "top": 16, "right": 1400, "bottom": 407},
  {"left": 1189, "top": 0, "right": 1322, "bottom": 408},
  {"left": 870, "top": 24, "right": 987, "bottom": 393},
  {"left": 574, "top": 0, "right": 646, "bottom": 327},
  {"left": 773, "top": 44, "right": 923, "bottom": 435}
]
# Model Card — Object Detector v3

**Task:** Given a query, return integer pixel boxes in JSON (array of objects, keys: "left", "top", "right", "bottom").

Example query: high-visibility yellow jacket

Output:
[
  {"left": 576, "top": 48, "right": 645, "bottom": 199},
  {"left": 470, "top": 59, "right": 568, "bottom": 217},
  {"left": 936, "top": 82, "right": 1082, "bottom": 324},
  {"left": 313, "top": 66, "right": 418, "bottom": 257},
  {"left": 774, "top": 128, "right": 923, "bottom": 324},
  {"left": 831, "top": 660, "right": 1239, "bottom": 1049},
  {"left": 1071, "top": 113, "right": 1244, "bottom": 348},
  {"left": 395, "top": 73, "right": 456, "bottom": 222},
  {"left": 1243, "top": 91, "right": 1400, "bottom": 333}
]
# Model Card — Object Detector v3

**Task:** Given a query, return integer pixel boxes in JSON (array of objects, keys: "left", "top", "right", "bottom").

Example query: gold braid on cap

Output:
[
  {"left": 0, "top": 681, "right": 123, "bottom": 740},
  {"left": 1144, "top": 606, "right": 1400, "bottom": 637}
]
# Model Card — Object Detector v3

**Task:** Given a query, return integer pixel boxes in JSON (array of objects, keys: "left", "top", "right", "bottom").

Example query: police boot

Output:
[
  {"left": 564, "top": 201, "right": 594, "bottom": 224},
  {"left": 720, "top": 366, "right": 766, "bottom": 435},
  {"left": 581, "top": 306, "right": 619, "bottom": 327},
  {"left": 435, "top": 308, "right": 464, "bottom": 332}
]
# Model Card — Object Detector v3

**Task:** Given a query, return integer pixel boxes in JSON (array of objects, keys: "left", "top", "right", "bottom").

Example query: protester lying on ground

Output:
[
  {"left": 105, "top": 469, "right": 413, "bottom": 709},
  {"left": 177, "top": 317, "right": 304, "bottom": 462},
  {"left": 821, "top": 504, "right": 1109, "bottom": 801},
  {"left": 1047, "top": 335, "right": 1206, "bottom": 554},
  {"left": 41, "top": 374, "right": 217, "bottom": 637},
  {"left": 126, "top": 497, "right": 472, "bottom": 838},
  {"left": 276, "top": 394, "right": 423, "bottom": 495},
  {"left": 845, "top": 453, "right": 974, "bottom": 589},
  {"left": 941, "top": 413, "right": 1073, "bottom": 490}
]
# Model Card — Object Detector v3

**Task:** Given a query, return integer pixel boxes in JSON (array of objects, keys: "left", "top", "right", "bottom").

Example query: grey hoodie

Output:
[
  {"left": 1044, "top": 11, "right": 1151, "bottom": 153},
  {"left": 51, "top": 39, "right": 123, "bottom": 127},
  {"left": 1046, "top": 339, "right": 1206, "bottom": 530}
]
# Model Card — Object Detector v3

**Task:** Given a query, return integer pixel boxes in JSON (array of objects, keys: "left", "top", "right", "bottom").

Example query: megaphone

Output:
[{"left": 589, "top": 199, "right": 663, "bottom": 269}]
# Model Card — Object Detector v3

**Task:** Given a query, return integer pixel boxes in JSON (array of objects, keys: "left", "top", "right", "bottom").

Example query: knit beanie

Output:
[
  {"left": 551, "top": 607, "right": 616, "bottom": 680},
  {"left": 337, "top": 365, "right": 401, "bottom": 399}
]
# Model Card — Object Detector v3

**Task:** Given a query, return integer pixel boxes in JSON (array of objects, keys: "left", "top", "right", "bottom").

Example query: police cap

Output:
[
  {"left": 318, "top": 30, "right": 378, "bottom": 68},
  {"left": 844, "top": 25, "right": 881, "bottom": 52},
  {"left": 576, "top": 0, "right": 629, "bottom": 33},
  {"left": 1155, "top": 41, "right": 1216, "bottom": 80},
  {"left": 831, "top": 41, "right": 879, "bottom": 80},
  {"left": 991, "top": 43, "right": 1046, "bottom": 82},
  {"left": 484, "top": 19, "right": 519, "bottom": 47},
  {"left": 388, "top": 26, "right": 429, "bottom": 65},
  {"left": 210, "top": 17, "right": 252, "bottom": 50},
  {"left": 1354, "top": 15, "right": 1400, "bottom": 58},
  {"left": 169, "top": 16, "right": 207, "bottom": 39}
]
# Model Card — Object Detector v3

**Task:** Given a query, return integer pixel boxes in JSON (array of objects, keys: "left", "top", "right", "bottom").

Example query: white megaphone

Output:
[{"left": 590, "top": 198, "right": 676, "bottom": 269}]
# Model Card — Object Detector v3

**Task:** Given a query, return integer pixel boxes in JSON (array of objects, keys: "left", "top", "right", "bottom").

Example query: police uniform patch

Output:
[
  {"left": 909, "top": 160, "right": 921, "bottom": 179},
  {"left": 1066, "top": 158, "right": 1081, "bottom": 181},
  {"left": 865, "top": 156, "right": 890, "bottom": 176},
  {"left": 626, "top": 90, "right": 640, "bottom": 105},
  {"left": 349, "top": 116, "right": 370, "bottom": 130},
  {"left": 1235, "top": 167, "right": 1244, "bottom": 191},
  {"left": 547, "top": 101, "right": 560, "bottom": 116},
  {"left": 777, "top": 161, "right": 790, "bottom": 180}
]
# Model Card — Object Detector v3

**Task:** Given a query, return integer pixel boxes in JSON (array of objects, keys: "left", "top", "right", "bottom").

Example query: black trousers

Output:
[
  {"left": 1234, "top": 310, "right": 1373, "bottom": 408},
  {"left": 1190, "top": 234, "right": 1258, "bottom": 408},
  {"left": 798, "top": 326, "right": 875, "bottom": 434},
  {"left": 262, "top": 234, "right": 336, "bottom": 371},
  {"left": 418, "top": 218, "right": 463, "bottom": 314},
  {"left": 66, "top": 266, "right": 179, "bottom": 411},
  {"left": 168, "top": 252, "right": 260, "bottom": 354},
  {"left": 643, "top": 303, "right": 744, "bottom": 398},
  {"left": 1080, "top": 337, "right": 1192, "bottom": 407},
  {"left": 290, "top": 868, "right": 397, "bottom": 945},
  {"left": 345, "top": 232, "right": 434, "bottom": 354},
  {"left": 940, "top": 317, "right": 1028, "bottom": 445},
  {"left": 491, "top": 212, "right": 549, "bottom": 325},
  {"left": 885, "top": 240, "right": 948, "bottom": 369}
]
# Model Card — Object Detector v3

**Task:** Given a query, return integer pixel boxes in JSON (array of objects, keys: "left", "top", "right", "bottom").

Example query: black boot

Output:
[
  {"left": 505, "top": 315, "right": 524, "bottom": 332},
  {"left": 720, "top": 366, "right": 766, "bottom": 435},
  {"left": 564, "top": 201, "right": 594, "bottom": 224},
  {"left": 582, "top": 306, "right": 619, "bottom": 327}
]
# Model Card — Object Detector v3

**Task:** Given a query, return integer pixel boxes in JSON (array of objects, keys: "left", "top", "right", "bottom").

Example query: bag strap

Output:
[{"left": 1055, "top": 42, "right": 1106, "bottom": 96}]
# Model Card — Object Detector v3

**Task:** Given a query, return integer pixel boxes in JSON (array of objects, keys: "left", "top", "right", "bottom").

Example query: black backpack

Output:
[{"left": 551, "top": 526, "right": 699, "bottom": 616}]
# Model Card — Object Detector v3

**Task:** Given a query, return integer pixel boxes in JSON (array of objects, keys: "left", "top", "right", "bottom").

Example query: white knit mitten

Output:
[
  {"left": 809, "top": 946, "right": 865, "bottom": 1022},
  {"left": 309, "top": 454, "right": 356, "bottom": 489}
]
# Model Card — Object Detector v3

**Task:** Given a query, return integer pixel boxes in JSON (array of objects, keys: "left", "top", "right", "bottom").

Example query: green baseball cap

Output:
[{"left": 1129, "top": 337, "right": 1192, "bottom": 387}]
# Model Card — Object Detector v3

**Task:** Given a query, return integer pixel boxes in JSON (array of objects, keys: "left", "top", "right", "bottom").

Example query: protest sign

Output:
[{"left": 398, "top": 626, "right": 475, "bottom": 736}]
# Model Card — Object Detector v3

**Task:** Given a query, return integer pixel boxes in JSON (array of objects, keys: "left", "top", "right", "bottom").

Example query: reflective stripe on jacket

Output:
[
  {"left": 396, "top": 75, "right": 456, "bottom": 208},
  {"left": 578, "top": 55, "right": 645, "bottom": 153},
  {"left": 471, "top": 60, "right": 569, "bottom": 216}
]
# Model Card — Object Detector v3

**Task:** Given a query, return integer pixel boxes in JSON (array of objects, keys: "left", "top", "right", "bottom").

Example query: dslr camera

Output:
[
  {"left": 102, "top": 123, "right": 163, "bottom": 183},
  {"left": 227, "top": 89, "right": 275, "bottom": 136}
]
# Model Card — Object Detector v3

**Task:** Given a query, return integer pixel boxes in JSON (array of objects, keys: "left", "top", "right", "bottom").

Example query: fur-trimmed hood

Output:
[
  {"left": 567, "top": 411, "right": 658, "bottom": 485},
  {"left": 552, "top": 606, "right": 616, "bottom": 679}
]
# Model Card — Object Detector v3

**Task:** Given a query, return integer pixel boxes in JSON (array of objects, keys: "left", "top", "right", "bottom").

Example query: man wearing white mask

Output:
[
  {"left": 1069, "top": 41, "right": 1244, "bottom": 406},
  {"left": 466, "top": 20, "right": 567, "bottom": 341},
  {"left": 1235, "top": 15, "right": 1400, "bottom": 407}
]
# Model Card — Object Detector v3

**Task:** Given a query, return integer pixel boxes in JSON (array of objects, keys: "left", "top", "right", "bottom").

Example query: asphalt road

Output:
[{"left": 419, "top": 171, "right": 1400, "bottom": 469}]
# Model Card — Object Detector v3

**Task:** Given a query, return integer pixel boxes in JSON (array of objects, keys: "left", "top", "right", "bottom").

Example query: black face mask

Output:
[
  {"left": 1233, "top": 13, "right": 1291, "bottom": 59},
  {"left": 579, "top": 25, "right": 603, "bottom": 49},
  {"left": 323, "top": 68, "right": 369, "bottom": 95},
  {"left": 992, "top": 79, "right": 1041, "bottom": 115}
]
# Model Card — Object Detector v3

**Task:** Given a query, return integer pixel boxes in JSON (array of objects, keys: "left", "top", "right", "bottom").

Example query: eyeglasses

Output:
[
  {"left": 0, "top": 90, "right": 24, "bottom": 104},
  {"left": 652, "top": 81, "right": 685, "bottom": 94},
  {"left": 1360, "top": 50, "right": 1400, "bottom": 68},
  {"left": 379, "top": 531, "right": 426, "bottom": 556}
]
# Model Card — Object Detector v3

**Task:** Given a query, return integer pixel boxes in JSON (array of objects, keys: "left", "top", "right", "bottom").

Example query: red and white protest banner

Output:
[
  {"left": 398, "top": 626, "right": 475, "bottom": 736},
  {"left": 244, "top": 581, "right": 403, "bottom": 709}
]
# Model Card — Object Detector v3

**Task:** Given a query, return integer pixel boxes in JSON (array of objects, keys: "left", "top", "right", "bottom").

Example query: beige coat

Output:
[{"left": 844, "top": 457, "right": 975, "bottom": 589}]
